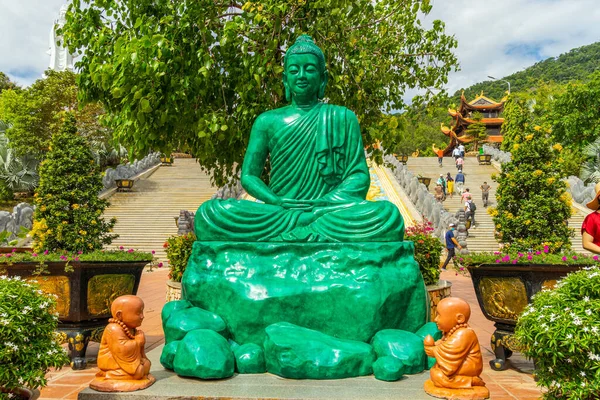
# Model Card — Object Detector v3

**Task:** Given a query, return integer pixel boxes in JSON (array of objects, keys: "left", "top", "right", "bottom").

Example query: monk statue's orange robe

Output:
[{"left": 430, "top": 327, "right": 483, "bottom": 389}]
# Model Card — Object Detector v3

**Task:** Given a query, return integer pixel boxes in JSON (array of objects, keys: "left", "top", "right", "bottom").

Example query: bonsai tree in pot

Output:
[
  {"left": 460, "top": 95, "right": 576, "bottom": 371},
  {"left": 404, "top": 220, "right": 447, "bottom": 321},
  {"left": 31, "top": 113, "right": 117, "bottom": 253},
  {"left": 164, "top": 232, "right": 196, "bottom": 301},
  {"left": 0, "top": 276, "right": 70, "bottom": 398},
  {"left": 7, "top": 114, "right": 152, "bottom": 369}
]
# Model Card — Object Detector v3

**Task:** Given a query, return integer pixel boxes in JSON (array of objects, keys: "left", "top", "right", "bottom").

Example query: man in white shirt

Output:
[{"left": 458, "top": 144, "right": 465, "bottom": 158}]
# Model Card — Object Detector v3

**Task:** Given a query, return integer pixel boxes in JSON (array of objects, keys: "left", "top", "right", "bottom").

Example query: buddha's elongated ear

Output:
[
  {"left": 283, "top": 72, "right": 291, "bottom": 102},
  {"left": 456, "top": 313, "right": 466, "bottom": 324},
  {"left": 318, "top": 70, "right": 328, "bottom": 99},
  {"left": 115, "top": 310, "right": 123, "bottom": 321}
]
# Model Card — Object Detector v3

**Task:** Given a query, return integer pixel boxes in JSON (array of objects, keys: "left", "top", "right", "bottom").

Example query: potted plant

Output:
[
  {"left": 3, "top": 114, "right": 153, "bottom": 370},
  {"left": 0, "top": 276, "right": 70, "bottom": 398},
  {"left": 160, "top": 153, "right": 174, "bottom": 165},
  {"left": 461, "top": 96, "right": 577, "bottom": 370},
  {"left": 515, "top": 266, "right": 600, "bottom": 398},
  {"left": 417, "top": 175, "right": 431, "bottom": 189},
  {"left": 164, "top": 232, "right": 196, "bottom": 301},
  {"left": 404, "top": 220, "right": 450, "bottom": 322},
  {"left": 461, "top": 249, "right": 591, "bottom": 371}
]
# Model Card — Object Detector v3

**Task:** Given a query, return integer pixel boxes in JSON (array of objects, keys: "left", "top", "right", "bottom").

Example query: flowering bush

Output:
[
  {"left": 31, "top": 114, "right": 117, "bottom": 253},
  {"left": 515, "top": 266, "right": 600, "bottom": 399},
  {"left": 0, "top": 276, "right": 69, "bottom": 397},
  {"left": 164, "top": 232, "right": 196, "bottom": 282},
  {"left": 491, "top": 95, "right": 572, "bottom": 253},
  {"left": 461, "top": 247, "right": 598, "bottom": 267},
  {"left": 405, "top": 220, "right": 443, "bottom": 286}
]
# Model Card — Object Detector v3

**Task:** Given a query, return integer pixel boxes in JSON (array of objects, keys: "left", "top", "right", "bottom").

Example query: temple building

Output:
[{"left": 440, "top": 91, "right": 505, "bottom": 154}]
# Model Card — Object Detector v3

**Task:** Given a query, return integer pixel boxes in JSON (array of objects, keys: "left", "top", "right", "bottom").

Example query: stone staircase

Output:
[
  {"left": 103, "top": 159, "right": 216, "bottom": 261},
  {"left": 403, "top": 156, "right": 591, "bottom": 254}
]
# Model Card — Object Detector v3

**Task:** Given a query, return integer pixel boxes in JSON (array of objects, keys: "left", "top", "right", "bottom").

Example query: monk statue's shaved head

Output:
[
  {"left": 111, "top": 295, "right": 143, "bottom": 320},
  {"left": 438, "top": 297, "right": 471, "bottom": 323}
]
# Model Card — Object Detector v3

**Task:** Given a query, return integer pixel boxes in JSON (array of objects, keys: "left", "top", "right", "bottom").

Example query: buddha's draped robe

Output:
[
  {"left": 430, "top": 328, "right": 484, "bottom": 389},
  {"left": 196, "top": 103, "right": 404, "bottom": 242},
  {"left": 97, "top": 324, "right": 146, "bottom": 380}
]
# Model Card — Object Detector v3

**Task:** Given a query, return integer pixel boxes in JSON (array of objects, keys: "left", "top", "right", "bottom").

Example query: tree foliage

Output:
[
  {"left": 0, "top": 72, "right": 19, "bottom": 94},
  {"left": 0, "top": 70, "right": 111, "bottom": 159},
  {"left": 31, "top": 114, "right": 117, "bottom": 253},
  {"left": 61, "top": 0, "right": 458, "bottom": 185},
  {"left": 463, "top": 111, "right": 487, "bottom": 151},
  {"left": 490, "top": 95, "right": 572, "bottom": 253}
]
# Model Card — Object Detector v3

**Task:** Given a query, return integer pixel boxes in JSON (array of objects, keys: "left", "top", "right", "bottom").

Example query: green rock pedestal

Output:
[{"left": 182, "top": 241, "right": 427, "bottom": 345}]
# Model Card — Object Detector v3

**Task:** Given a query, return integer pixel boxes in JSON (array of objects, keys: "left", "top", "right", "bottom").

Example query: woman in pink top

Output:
[
  {"left": 456, "top": 157, "right": 464, "bottom": 170},
  {"left": 582, "top": 182, "right": 600, "bottom": 253}
]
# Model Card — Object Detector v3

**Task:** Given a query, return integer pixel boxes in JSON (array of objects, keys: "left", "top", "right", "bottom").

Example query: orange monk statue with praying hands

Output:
[
  {"left": 90, "top": 295, "right": 156, "bottom": 392},
  {"left": 423, "top": 297, "right": 489, "bottom": 399}
]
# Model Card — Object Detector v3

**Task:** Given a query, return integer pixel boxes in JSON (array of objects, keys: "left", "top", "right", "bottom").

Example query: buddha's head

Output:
[
  {"left": 435, "top": 297, "right": 471, "bottom": 333},
  {"left": 283, "top": 35, "right": 328, "bottom": 103},
  {"left": 111, "top": 295, "right": 145, "bottom": 329}
]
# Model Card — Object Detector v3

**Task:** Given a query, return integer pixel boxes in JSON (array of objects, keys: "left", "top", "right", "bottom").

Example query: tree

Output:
[
  {"left": 464, "top": 112, "right": 487, "bottom": 152},
  {"left": 490, "top": 96, "right": 572, "bottom": 253},
  {"left": 0, "top": 72, "right": 18, "bottom": 94},
  {"left": 61, "top": 0, "right": 459, "bottom": 185},
  {"left": 0, "top": 70, "right": 111, "bottom": 159},
  {"left": 31, "top": 114, "right": 117, "bottom": 253}
]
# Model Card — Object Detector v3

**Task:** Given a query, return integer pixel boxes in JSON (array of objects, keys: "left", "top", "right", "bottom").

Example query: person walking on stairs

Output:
[
  {"left": 442, "top": 223, "right": 462, "bottom": 270},
  {"left": 446, "top": 172, "right": 454, "bottom": 199},
  {"left": 458, "top": 143, "right": 465, "bottom": 158},
  {"left": 465, "top": 196, "right": 476, "bottom": 227},
  {"left": 433, "top": 144, "right": 444, "bottom": 167},
  {"left": 455, "top": 156, "right": 464, "bottom": 171},
  {"left": 437, "top": 174, "right": 447, "bottom": 197},
  {"left": 455, "top": 170, "right": 465, "bottom": 195},
  {"left": 480, "top": 181, "right": 491, "bottom": 207}
]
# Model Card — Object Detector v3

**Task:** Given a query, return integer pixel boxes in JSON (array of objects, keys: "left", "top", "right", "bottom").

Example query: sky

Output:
[{"left": 1, "top": 0, "right": 600, "bottom": 98}]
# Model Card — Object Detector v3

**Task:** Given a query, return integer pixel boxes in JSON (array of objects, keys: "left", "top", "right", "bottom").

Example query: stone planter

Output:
[
  {"left": 4, "top": 260, "right": 146, "bottom": 370},
  {"left": 477, "top": 154, "right": 492, "bottom": 165},
  {"left": 115, "top": 178, "right": 135, "bottom": 192},
  {"left": 467, "top": 263, "right": 583, "bottom": 371},
  {"left": 166, "top": 279, "right": 182, "bottom": 302},
  {"left": 396, "top": 154, "right": 409, "bottom": 165},
  {"left": 0, "top": 387, "right": 40, "bottom": 400},
  {"left": 160, "top": 156, "right": 174, "bottom": 165},
  {"left": 426, "top": 280, "right": 452, "bottom": 322},
  {"left": 417, "top": 177, "right": 431, "bottom": 189}
]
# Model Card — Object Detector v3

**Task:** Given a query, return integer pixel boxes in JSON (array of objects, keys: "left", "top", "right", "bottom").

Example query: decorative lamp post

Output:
[{"left": 487, "top": 75, "right": 511, "bottom": 94}]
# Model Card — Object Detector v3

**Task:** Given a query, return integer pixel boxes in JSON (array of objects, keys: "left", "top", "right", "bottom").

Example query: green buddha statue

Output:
[{"left": 196, "top": 35, "right": 403, "bottom": 242}]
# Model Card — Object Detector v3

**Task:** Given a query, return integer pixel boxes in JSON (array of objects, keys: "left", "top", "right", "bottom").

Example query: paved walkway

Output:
[{"left": 41, "top": 267, "right": 542, "bottom": 399}]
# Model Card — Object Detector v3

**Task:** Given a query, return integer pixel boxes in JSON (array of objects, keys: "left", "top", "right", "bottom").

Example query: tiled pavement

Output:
[{"left": 40, "top": 267, "right": 542, "bottom": 399}]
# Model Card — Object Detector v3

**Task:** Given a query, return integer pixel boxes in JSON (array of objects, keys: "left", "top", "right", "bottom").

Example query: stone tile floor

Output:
[{"left": 40, "top": 267, "right": 542, "bottom": 399}]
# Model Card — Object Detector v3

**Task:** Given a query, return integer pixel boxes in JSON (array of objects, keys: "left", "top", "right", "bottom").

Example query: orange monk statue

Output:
[
  {"left": 90, "top": 295, "right": 156, "bottom": 392},
  {"left": 423, "top": 297, "right": 489, "bottom": 400}
]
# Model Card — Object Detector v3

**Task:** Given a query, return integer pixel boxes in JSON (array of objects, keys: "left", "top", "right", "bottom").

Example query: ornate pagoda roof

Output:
[{"left": 459, "top": 91, "right": 505, "bottom": 112}]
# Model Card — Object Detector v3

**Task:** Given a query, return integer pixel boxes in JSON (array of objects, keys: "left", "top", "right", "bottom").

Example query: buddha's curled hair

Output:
[{"left": 285, "top": 35, "right": 326, "bottom": 73}]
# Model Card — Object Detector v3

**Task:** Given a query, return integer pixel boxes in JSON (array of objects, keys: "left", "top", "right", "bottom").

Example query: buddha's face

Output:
[
  {"left": 283, "top": 53, "right": 324, "bottom": 102},
  {"left": 119, "top": 300, "right": 145, "bottom": 329}
]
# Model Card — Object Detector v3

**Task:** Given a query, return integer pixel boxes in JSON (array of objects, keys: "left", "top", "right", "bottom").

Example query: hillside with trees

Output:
[{"left": 452, "top": 41, "right": 600, "bottom": 102}]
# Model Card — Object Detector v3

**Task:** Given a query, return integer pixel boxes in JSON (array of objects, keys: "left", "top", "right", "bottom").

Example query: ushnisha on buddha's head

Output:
[
  {"left": 111, "top": 295, "right": 145, "bottom": 329},
  {"left": 434, "top": 297, "right": 471, "bottom": 333},
  {"left": 283, "top": 35, "right": 329, "bottom": 103}
]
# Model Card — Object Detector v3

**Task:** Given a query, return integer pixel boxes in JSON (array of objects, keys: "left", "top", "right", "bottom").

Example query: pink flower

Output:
[
  {"left": 119, "top": 246, "right": 124, "bottom": 250},
  {"left": 495, "top": 259, "right": 501, "bottom": 263},
  {"left": 158, "top": 262, "right": 163, "bottom": 268},
  {"left": 535, "top": 251, "right": 541, "bottom": 255},
  {"left": 78, "top": 251, "right": 83, "bottom": 255},
  {"left": 593, "top": 255, "right": 599, "bottom": 261},
  {"left": 493, "top": 251, "right": 501, "bottom": 255},
  {"left": 60, "top": 255, "right": 67, "bottom": 261},
  {"left": 31, "top": 253, "right": 38, "bottom": 257},
  {"left": 43, "top": 250, "right": 49, "bottom": 255},
  {"left": 512, "top": 260, "right": 517, "bottom": 264},
  {"left": 572, "top": 255, "right": 578, "bottom": 260},
  {"left": 502, "top": 255, "right": 511, "bottom": 262},
  {"left": 562, "top": 256, "right": 567, "bottom": 262},
  {"left": 11, "top": 248, "right": 16, "bottom": 253},
  {"left": 527, "top": 254, "right": 533, "bottom": 260},
  {"left": 151, "top": 250, "right": 156, "bottom": 255},
  {"left": 128, "top": 248, "right": 134, "bottom": 253},
  {"left": 517, "top": 252, "right": 523, "bottom": 258},
  {"left": 5, "top": 254, "right": 12, "bottom": 258},
  {"left": 543, "top": 245, "right": 550, "bottom": 253},
  {"left": 74, "top": 257, "right": 79, "bottom": 261}
]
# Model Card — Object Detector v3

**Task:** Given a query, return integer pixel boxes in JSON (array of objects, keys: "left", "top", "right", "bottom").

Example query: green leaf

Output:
[{"left": 140, "top": 98, "right": 152, "bottom": 113}]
